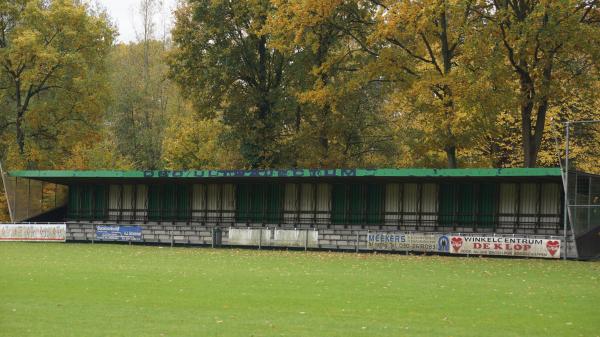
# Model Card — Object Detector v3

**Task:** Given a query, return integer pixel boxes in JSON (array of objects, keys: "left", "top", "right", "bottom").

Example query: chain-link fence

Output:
[
  {"left": 568, "top": 171, "right": 600, "bottom": 235},
  {"left": 563, "top": 120, "right": 600, "bottom": 259}
]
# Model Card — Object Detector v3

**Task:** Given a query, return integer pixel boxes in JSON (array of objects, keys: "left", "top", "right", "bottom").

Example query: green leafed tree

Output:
[
  {"left": 107, "top": 41, "right": 170, "bottom": 170},
  {"left": 0, "top": 0, "right": 114, "bottom": 168},
  {"left": 169, "top": 0, "right": 295, "bottom": 168},
  {"left": 105, "top": 0, "right": 178, "bottom": 170}
]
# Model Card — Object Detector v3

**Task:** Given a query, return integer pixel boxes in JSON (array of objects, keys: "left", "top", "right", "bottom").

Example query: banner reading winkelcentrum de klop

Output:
[
  {"left": 366, "top": 232, "right": 561, "bottom": 259},
  {"left": 445, "top": 235, "right": 561, "bottom": 259}
]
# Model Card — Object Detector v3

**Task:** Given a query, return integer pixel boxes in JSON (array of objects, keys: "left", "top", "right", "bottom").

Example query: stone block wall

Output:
[{"left": 65, "top": 220, "right": 577, "bottom": 257}]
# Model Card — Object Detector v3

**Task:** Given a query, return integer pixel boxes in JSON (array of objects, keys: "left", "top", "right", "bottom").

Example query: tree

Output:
[
  {"left": 169, "top": 0, "right": 293, "bottom": 168},
  {"left": 0, "top": 0, "right": 114, "bottom": 167},
  {"left": 107, "top": 41, "right": 170, "bottom": 169},
  {"left": 106, "top": 0, "right": 178, "bottom": 169},
  {"left": 472, "top": 0, "right": 600, "bottom": 167},
  {"left": 270, "top": 0, "right": 492, "bottom": 168},
  {"left": 63, "top": 129, "right": 133, "bottom": 170},
  {"left": 162, "top": 111, "right": 244, "bottom": 169},
  {"left": 266, "top": 0, "right": 398, "bottom": 168},
  {"left": 366, "top": 0, "right": 483, "bottom": 168}
]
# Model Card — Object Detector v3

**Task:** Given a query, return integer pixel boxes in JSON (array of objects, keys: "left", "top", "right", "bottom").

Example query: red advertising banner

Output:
[{"left": 446, "top": 235, "right": 560, "bottom": 259}]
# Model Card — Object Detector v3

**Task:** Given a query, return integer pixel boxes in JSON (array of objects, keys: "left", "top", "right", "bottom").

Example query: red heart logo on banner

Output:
[
  {"left": 451, "top": 237, "right": 463, "bottom": 252},
  {"left": 546, "top": 240, "right": 560, "bottom": 256}
]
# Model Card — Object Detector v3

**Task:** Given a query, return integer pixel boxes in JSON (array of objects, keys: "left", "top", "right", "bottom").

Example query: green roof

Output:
[{"left": 8, "top": 168, "right": 563, "bottom": 180}]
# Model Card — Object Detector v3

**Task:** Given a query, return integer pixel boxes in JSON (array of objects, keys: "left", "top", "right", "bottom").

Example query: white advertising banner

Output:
[
  {"left": 273, "top": 229, "right": 318, "bottom": 247},
  {"left": 0, "top": 224, "right": 66, "bottom": 242},
  {"left": 228, "top": 228, "right": 319, "bottom": 247},
  {"left": 445, "top": 235, "right": 561, "bottom": 259},
  {"left": 367, "top": 232, "right": 439, "bottom": 252},
  {"left": 228, "top": 228, "right": 271, "bottom": 246}
]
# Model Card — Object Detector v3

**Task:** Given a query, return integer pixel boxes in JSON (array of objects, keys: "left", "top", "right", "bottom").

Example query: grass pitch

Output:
[{"left": 0, "top": 243, "right": 598, "bottom": 337}]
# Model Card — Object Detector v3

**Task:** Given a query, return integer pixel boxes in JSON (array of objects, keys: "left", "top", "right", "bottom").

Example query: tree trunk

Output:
[
  {"left": 440, "top": 5, "right": 458, "bottom": 168},
  {"left": 518, "top": 62, "right": 537, "bottom": 167},
  {"left": 445, "top": 145, "right": 457, "bottom": 168},
  {"left": 295, "top": 105, "right": 301, "bottom": 132},
  {"left": 522, "top": 127, "right": 535, "bottom": 168},
  {"left": 524, "top": 139, "right": 538, "bottom": 168},
  {"left": 255, "top": 35, "right": 271, "bottom": 167},
  {"left": 526, "top": 57, "right": 553, "bottom": 168},
  {"left": 315, "top": 30, "right": 333, "bottom": 166},
  {"left": 523, "top": 101, "right": 549, "bottom": 168},
  {"left": 319, "top": 127, "right": 329, "bottom": 158},
  {"left": 16, "top": 112, "right": 25, "bottom": 155},
  {"left": 14, "top": 79, "right": 25, "bottom": 155}
]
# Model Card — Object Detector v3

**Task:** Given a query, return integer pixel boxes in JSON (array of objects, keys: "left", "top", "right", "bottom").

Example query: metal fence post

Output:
[
  {"left": 305, "top": 229, "right": 309, "bottom": 251},
  {"left": 258, "top": 228, "right": 262, "bottom": 250}
]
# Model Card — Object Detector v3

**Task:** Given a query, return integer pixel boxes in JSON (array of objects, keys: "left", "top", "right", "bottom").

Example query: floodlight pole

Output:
[
  {"left": 563, "top": 122, "right": 569, "bottom": 261},
  {"left": 0, "top": 160, "right": 13, "bottom": 222}
]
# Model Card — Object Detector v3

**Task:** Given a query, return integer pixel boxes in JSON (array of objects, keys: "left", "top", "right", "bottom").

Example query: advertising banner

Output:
[
  {"left": 228, "top": 228, "right": 319, "bottom": 247},
  {"left": 444, "top": 235, "right": 561, "bottom": 259},
  {"left": 273, "top": 229, "right": 318, "bottom": 247},
  {"left": 228, "top": 228, "right": 271, "bottom": 246},
  {"left": 0, "top": 224, "right": 66, "bottom": 242},
  {"left": 366, "top": 232, "right": 560, "bottom": 259},
  {"left": 95, "top": 225, "right": 142, "bottom": 242},
  {"left": 366, "top": 232, "right": 439, "bottom": 252}
]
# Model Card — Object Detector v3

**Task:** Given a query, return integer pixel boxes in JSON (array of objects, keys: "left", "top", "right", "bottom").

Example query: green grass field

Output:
[{"left": 0, "top": 243, "right": 598, "bottom": 337}]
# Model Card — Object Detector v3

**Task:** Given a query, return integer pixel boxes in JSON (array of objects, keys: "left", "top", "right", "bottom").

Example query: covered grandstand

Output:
[{"left": 3, "top": 168, "right": 599, "bottom": 259}]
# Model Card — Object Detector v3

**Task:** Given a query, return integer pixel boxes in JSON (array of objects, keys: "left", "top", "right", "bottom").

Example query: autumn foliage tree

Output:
[
  {"left": 368, "top": 0, "right": 481, "bottom": 168},
  {"left": 0, "top": 0, "right": 114, "bottom": 168},
  {"left": 266, "top": 0, "right": 398, "bottom": 168},
  {"left": 471, "top": 0, "right": 600, "bottom": 167},
  {"left": 0, "top": 0, "right": 597, "bottom": 178}
]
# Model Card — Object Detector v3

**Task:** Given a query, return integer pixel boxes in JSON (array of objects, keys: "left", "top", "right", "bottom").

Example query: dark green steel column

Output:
[
  {"left": 266, "top": 183, "right": 283, "bottom": 223},
  {"left": 457, "top": 183, "right": 475, "bottom": 227},
  {"left": 177, "top": 184, "right": 191, "bottom": 221},
  {"left": 331, "top": 184, "right": 346, "bottom": 224},
  {"left": 367, "top": 183, "right": 384, "bottom": 225},
  {"left": 67, "top": 185, "right": 79, "bottom": 218},
  {"left": 236, "top": 184, "right": 251, "bottom": 222},
  {"left": 439, "top": 183, "right": 455, "bottom": 227},
  {"left": 479, "top": 183, "right": 498, "bottom": 228},
  {"left": 348, "top": 184, "right": 364, "bottom": 224},
  {"left": 148, "top": 185, "right": 161, "bottom": 221},
  {"left": 93, "top": 185, "right": 107, "bottom": 219},
  {"left": 162, "top": 185, "right": 176, "bottom": 220},
  {"left": 80, "top": 185, "right": 92, "bottom": 220}
]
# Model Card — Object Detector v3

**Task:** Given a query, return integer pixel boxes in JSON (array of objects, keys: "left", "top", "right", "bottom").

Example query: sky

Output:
[{"left": 96, "top": 0, "right": 178, "bottom": 43}]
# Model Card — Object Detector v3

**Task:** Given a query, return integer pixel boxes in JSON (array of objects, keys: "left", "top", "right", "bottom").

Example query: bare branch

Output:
[
  {"left": 386, "top": 37, "right": 433, "bottom": 64},
  {"left": 420, "top": 33, "right": 443, "bottom": 75}
]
